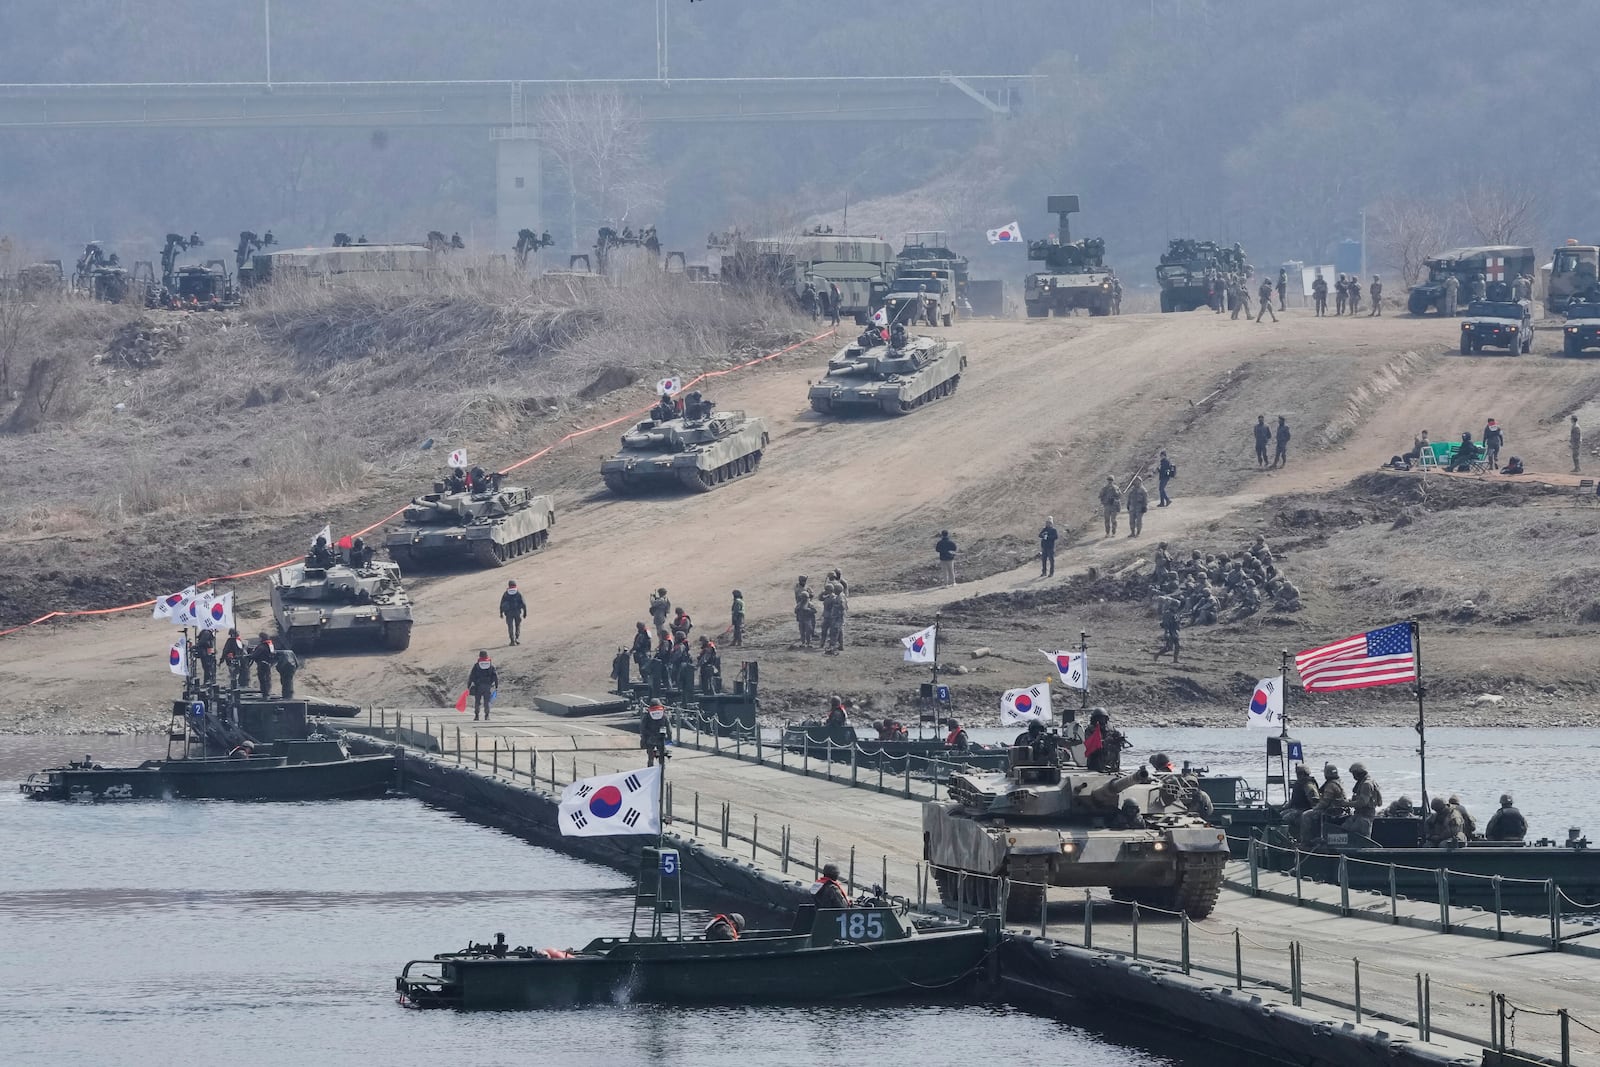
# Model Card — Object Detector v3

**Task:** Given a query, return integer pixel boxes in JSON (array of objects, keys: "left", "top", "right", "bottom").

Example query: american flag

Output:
[{"left": 1295, "top": 623, "right": 1417, "bottom": 692}]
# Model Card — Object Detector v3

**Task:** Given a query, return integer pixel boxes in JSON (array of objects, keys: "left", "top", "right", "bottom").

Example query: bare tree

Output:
[
  {"left": 0, "top": 238, "right": 44, "bottom": 394},
  {"left": 1459, "top": 180, "right": 1542, "bottom": 246},
  {"left": 1371, "top": 197, "right": 1458, "bottom": 288},
  {"left": 539, "top": 89, "right": 662, "bottom": 250}
]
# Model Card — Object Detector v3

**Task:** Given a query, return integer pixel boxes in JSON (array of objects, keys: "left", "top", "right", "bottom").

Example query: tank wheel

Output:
[
  {"left": 1145, "top": 851, "right": 1227, "bottom": 919},
  {"left": 382, "top": 622, "right": 413, "bottom": 651},
  {"left": 1005, "top": 858, "right": 1050, "bottom": 922},
  {"left": 811, "top": 397, "right": 832, "bottom": 413}
]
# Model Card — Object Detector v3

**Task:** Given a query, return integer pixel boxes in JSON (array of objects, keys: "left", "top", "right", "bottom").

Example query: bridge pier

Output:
[{"left": 492, "top": 128, "right": 542, "bottom": 265}]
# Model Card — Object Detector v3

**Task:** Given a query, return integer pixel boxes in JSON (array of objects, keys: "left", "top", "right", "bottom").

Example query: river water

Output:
[{"left": 1, "top": 736, "right": 1272, "bottom": 1067}]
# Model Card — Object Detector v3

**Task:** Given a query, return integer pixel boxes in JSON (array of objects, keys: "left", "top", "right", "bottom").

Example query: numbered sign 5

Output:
[{"left": 660, "top": 851, "right": 679, "bottom": 877}]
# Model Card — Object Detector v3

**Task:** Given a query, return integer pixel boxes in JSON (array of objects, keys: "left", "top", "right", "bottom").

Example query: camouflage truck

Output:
[
  {"left": 808, "top": 334, "right": 967, "bottom": 415},
  {"left": 601, "top": 390, "right": 770, "bottom": 494},
  {"left": 1024, "top": 195, "right": 1115, "bottom": 317},
  {"left": 269, "top": 558, "right": 414, "bottom": 651},
  {"left": 1548, "top": 241, "right": 1600, "bottom": 316},
  {"left": 898, "top": 232, "right": 972, "bottom": 314},
  {"left": 880, "top": 269, "right": 959, "bottom": 327},
  {"left": 384, "top": 476, "right": 556, "bottom": 569},
  {"left": 923, "top": 734, "right": 1229, "bottom": 921},
  {"left": 1407, "top": 246, "right": 1535, "bottom": 315},
  {"left": 1156, "top": 238, "right": 1247, "bottom": 313}
]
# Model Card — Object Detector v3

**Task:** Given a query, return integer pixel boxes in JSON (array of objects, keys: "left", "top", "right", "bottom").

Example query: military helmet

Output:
[
  {"left": 729, "top": 913, "right": 746, "bottom": 932},
  {"left": 1500, "top": 794, "right": 1514, "bottom": 806},
  {"left": 1150, "top": 752, "right": 1174, "bottom": 771},
  {"left": 1323, "top": 764, "right": 1340, "bottom": 780},
  {"left": 1350, "top": 762, "right": 1367, "bottom": 777},
  {"left": 1431, "top": 797, "right": 1447, "bottom": 811},
  {"left": 1294, "top": 763, "right": 1311, "bottom": 777},
  {"left": 822, "top": 863, "right": 841, "bottom": 879}
]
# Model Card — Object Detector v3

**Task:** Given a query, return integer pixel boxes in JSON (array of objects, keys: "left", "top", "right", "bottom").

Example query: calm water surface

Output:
[{"left": 0, "top": 736, "right": 1269, "bottom": 1067}]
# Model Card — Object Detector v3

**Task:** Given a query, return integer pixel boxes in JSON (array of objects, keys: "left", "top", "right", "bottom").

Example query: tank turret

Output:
[{"left": 601, "top": 391, "right": 770, "bottom": 494}]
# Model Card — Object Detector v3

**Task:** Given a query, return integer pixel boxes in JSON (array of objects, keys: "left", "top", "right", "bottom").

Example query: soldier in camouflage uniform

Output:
[
  {"left": 1347, "top": 763, "right": 1383, "bottom": 838},
  {"left": 1155, "top": 595, "right": 1182, "bottom": 661},
  {"left": 649, "top": 588, "right": 672, "bottom": 642},
  {"left": 821, "top": 582, "right": 845, "bottom": 655},
  {"left": 1099, "top": 476, "right": 1122, "bottom": 536},
  {"left": 1282, "top": 765, "right": 1320, "bottom": 840},
  {"left": 1424, "top": 797, "right": 1467, "bottom": 846},
  {"left": 1302, "top": 763, "right": 1349, "bottom": 844},
  {"left": 1126, "top": 476, "right": 1149, "bottom": 537}
]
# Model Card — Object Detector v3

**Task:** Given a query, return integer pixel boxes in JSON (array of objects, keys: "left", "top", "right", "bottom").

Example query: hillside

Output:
[{"left": 7, "top": 302, "right": 1600, "bottom": 734}]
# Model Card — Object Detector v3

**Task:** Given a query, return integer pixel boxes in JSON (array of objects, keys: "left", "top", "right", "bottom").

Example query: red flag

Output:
[
  {"left": 336, "top": 535, "right": 355, "bottom": 550},
  {"left": 454, "top": 690, "right": 470, "bottom": 713}
]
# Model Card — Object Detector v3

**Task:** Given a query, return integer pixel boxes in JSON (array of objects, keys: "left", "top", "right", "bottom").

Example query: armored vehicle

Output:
[
  {"left": 1156, "top": 238, "right": 1246, "bottom": 313},
  {"left": 601, "top": 391, "right": 770, "bottom": 494},
  {"left": 881, "top": 269, "right": 958, "bottom": 327},
  {"left": 385, "top": 475, "right": 556, "bottom": 569},
  {"left": 1564, "top": 299, "right": 1600, "bottom": 355},
  {"left": 898, "top": 232, "right": 972, "bottom": 313},
  {"left": 1459, "top": 300, "right": 1532, "bottom": 354},
  {"left": 1024, "top": 196, "right": 1115, "bottom": 317},
  {"left": 808, "top": 333, "right": 967, "bottom": 416},
  {"left": 1408, "top": 246, "right": 1535, "bottom": 315},
  {"left": 269, "top": 556, "right": 414, "bottom": 651},
  {"left": 923, "top": 734, "right": 1229, "bottom": 921},
  {"left": 1548, "top": 241, "right": 1600, "bottom": 315},
  {"left": 152, "top": 264, "right": 238, "bottom": 310}
]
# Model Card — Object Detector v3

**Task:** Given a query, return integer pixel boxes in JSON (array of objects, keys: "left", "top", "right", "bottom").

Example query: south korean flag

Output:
[{"left": 559, "top": 765, "right": 661, "bottom": 838}]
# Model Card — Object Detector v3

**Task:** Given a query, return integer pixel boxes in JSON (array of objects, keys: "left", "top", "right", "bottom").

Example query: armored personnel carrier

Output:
[
  {"left": 923, "top": 734, "right": 1229, "bottom": 921},
  {"left": 1157, "top": 238, "right": 1247, "bottom": 313},
  {"left": 601, "top": 391, "right": 769, "bottom": 494},
  {"left": 1023, "top": 196, "right": 1116, "bottom": 318},
  {"left": 385, "top": 474, "right": 556, "bottom": 569},
  {"left": 269, "top": 556, "right": 414, "bottom": 651},
  {"left": 808, "top": 333, "right": 967, "bottom": 415}
]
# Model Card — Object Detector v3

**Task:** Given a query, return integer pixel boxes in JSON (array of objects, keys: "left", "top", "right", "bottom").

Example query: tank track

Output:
[
  {"left": 469, "top": 528, "right": 550, "bottom": 567},
  {"left": 932, "top": 865, "right": 1000, "bottom": 912},
  {"left": 880, "top": 373, "right": 960, "bottom": 416},
  {"left": 1170, "top": 851, "right": 1226, "bottom": 919},
  {"left": 603, "top": 452, "right": 763, "bottom": 495},
  {"left": 1003, "top": 856, "right": 1050, "bottom": 922},
  {"left": 383, "top": 621, "right": 413, "bottom": 651}
]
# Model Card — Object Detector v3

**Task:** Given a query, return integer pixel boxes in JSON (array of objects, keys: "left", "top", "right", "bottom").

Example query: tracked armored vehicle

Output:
[
  {"left": 269, "top": 557, "right": 414, "bottom": 651},
  {"left": 601, "top": 391, "right": 769, "bottom": 494},
  {"left": 923, "top": 736, "right": 1229, "bottom": 921},
  {"left": 385, "top": 476, "right": 555, "bottom": 569},
  {"left": 1023, "top": 196, "right": 1116, "bottom": 318},
  {"left": 808, "top": 334, "right": 967, "bottom": 415}
]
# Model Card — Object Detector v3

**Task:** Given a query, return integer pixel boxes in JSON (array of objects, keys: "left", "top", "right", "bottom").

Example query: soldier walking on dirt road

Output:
[
  {"left": 1277, "top": 268, "right": 1288, "bottom": 311},
  {"left": 1255, "top": 278, "right": 1278, "bottom": 323},
  {"left": 935, "top": 530, "right": 958, "bottom": 585},
  {"left": 1368, "top": 276, "right": 1383, "bottom": 316},
  {"left": 1573, "top": 415, "right": 1584, "bottom": 473},
  {"left": 1157, "top": 451, "right": 1176, "bottom": 507},
  {"left": 468, "top": 650, "right": 498, "bottom": 721},
  {"left": 1253, "top": 416, "right": 1272, "bottom": 468},
  {"left": 1312, "top": 273, "right": 1328, "bottom": 316},
  {"left": 1099, "top": 477, "right": 1122, "bottom": 536},
  {"left": 1273, "top": 417, "right": 1292, "bottom": 468},
  {"left": 1126, "top": 477, "right": 1149, "bottom": 537},
  {"left": 499, "top": 580, "right": 527, "bottom": 645}
]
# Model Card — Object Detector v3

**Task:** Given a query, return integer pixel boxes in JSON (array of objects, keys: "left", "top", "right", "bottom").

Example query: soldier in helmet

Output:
[
  {"left": 1347, "top": 763, "right": 1382, "bottom": 838},
  {"left": 629, "top": 621, "right": 652, "bottom": 682},
  {"left": 795, "top": 585, "right": 817, "bottom": 648},
  {"left": 703, "top": 912, "right": 745, "bottom": 940},
  {"left": 814, "top": 863, "right": 851, "bottom": 909},
  {"left": 1098, "top": 476, "right": 1122, "bottom": 536},
  {"left": 824, "top": 696, "right": 849, "bottom": 727},
  {"left": 1283, "top": 764, "right": 1320, "bottom": 839},
  {"left": 1125, "top": 476, "right": 1149, "bottom": 537},
  {"left": 649, "top": 588, "right": 671, "bottom": 642},
  {"left": 1485, "top": 794, "right": 1528, "bottom": 842},
  {"left": 1335, "top": 273, "right": 1348, "bottom": 315},
  {"left": 1424, "top": 797, "right": 1467, "bottom": 846}
]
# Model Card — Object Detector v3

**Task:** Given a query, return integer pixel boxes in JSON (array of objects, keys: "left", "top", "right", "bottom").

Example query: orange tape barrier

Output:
[{"left": 0, "top": 328, "right": 837, "bottom": 638}]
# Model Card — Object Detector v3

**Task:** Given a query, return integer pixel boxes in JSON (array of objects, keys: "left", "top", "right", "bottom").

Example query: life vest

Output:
[
  {"left": 813, "top": 876, "right": 851, "bottom": 907},
  {"left": 704, "top": 914, "right": 740, "bottom": 940}
]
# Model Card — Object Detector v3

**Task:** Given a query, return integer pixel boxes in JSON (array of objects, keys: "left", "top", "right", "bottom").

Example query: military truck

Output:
[
  {"left": 601, "top": 390, "right": 770, "bottom": 494},
  {"left": 1156, "top": 238, "right": 1246, "bottom": 312},
  {"left": 898, "top": 232, "right": 972, "bottom": 313},
  {"left": 880, "top": 268, "right": 958, "bottom": 327},
  {"left": 1548, "top": 241, "right": 1600, "bottom": 316},
  {"left": 722, "top": 234, "right": 896, "bottom": 324},
  {"left": 1407, "top": 246, "right": 1536, "bottom": 316},
  {"left": 1564, "top": 299, "right": 1600, "bottom": 356},
  {"left": 808, "top": 334, "right": 967, "bottom": 416},
  {"left": 71, "top": 242, "right": 133, "bottom": 303},
  {"left": 1024, "top": 196, "right": 1115, "bottom": 317},
  {"left": 1459, "top": 300, "right": 1532, "bottom": 355},
  {"left": 384, "top": 475, "right": 556, "bottom": 569},
  {"left": 269, "top": 557, "right": 414, "bottom": 651},
  {"left": 923, "top": 733, "right": 1229, "bottom": 921}
]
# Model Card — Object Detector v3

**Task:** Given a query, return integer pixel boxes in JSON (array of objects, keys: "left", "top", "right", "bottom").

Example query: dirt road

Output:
[{"left": 9, "top": 309, "right": 1600, "bottom": 730}]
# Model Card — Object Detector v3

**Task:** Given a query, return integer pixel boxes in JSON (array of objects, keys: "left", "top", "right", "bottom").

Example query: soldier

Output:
[
  {"left": 696, "top": 636, "right": 721, "bottom": 693},
  {"left": 1157, "top": 450, "right": 1176, "bottom": 507},
  {"left": 703, "top": 912, "right": 745, "bottom": 941},
  {"left": 1155, "top": 595, "right": 1181, "bottom": 661},
  {"left": 1273, "top": 416, "right": 1291, "bottom": 468},
  {"left": 1347, "top": 763, "right": 1382, "bottom": 838},
  {"left": 1098, "top": 476, "right": 1122, "bottom": 536},
  {"left": 650, "top": 638, "right": 673, "bottom": 695},
  {"left": 308, "top": 535, "right": 337, "bottom": 569},
  {"left": 729, "top": 590, "right": 745, "bottom": 648},
  {"left": 1038, "top": 516, "right": 1059, "bottom": 577},
  {"left": 467, "top": 650, "right": 497, "bottom": 721},
  {"left": 825, "top": 696, "right": 850, "bottom": 727},
  {"left": 649, "top": 588, "right": 671, "bottom": 641},
  {"left": 1255, "top": 277, "right": 1277, "bottom": 323},
  {"left": 275, "top": 642, "right": 300, "bottom": 700},
  {"left": 1312, "top": 272, "right": 1328, "bottom": 316},
  {"left": 935, "top": 530, "right": 958, "bottom": 586},
  {"left": 813, "top": 863, "right": 851, "bottom": 909},
  {"left": 1230, "top": 275, "right": 1250, "bottom": 320},
  {"left": 1368, "top": 275, "right": 1383, "bottom": 316},
  {"left": 1482, "top": 419, "right": 1504, "bottom": 469},
  {"left": 1348, "top": 275, "right": 1361, "bottom": 315},
  {"left": 1334, "top": 274, "right": 1347, "bottom": 315},
  {"left": 1383, "top": 796, "right": 1417, "bottom": 818},
  {"left": 221, "top": 627, "right": 248, "bottom": 689},
  {"left": 194, "top": 627, "right": 217, "bottom": 685},
  {"left": 1423, "top": 797, "right": 1466, "bottom": 846},
  {"left": 1282, "top": 764, "right": 1320, "bottom": 839},
  {"left": 1485, "top": 794, "right": 1528, "bottom": 842},
  {"left": 801, "top": 280, "right": 818, "bottom": 319},
  {"left": 829, "top": 281, "right": 843, "bottom": 326},
  {"left": 1469, "top": 273, "right": 1487, "bottom": 304},
  {"left": 630, "top": 622, "right": 652, "bottom": 682},
  {"left": 796, "top": 589, "right": 818, "bottom": 648},
  {"left": 1189, "top": 585, "right": 1219, "bottom": 625},
  {"left": 250, "top": 632, "right": 277, "bottom": 698},
  {"left": 1126, "top": 476, "right": 1149, "bottom": 537},
  {"left": 672, "top": 638, "right": 696, "bottom": 695},
  {"left": 350, "top": 537, "right": 374, "bottom": 569},
  {"left": 1301, "top": 763, "right": 1349, "bottom": 844},
  {"left": 1572, "top": 415, "right": 1583, "bottom": 473},
  {"left": 1277, "top": 267, "right": 1288, "bottom": 311},
  {"left": 671, "top": 607, "right": 693, "bottom": 643},
  {"left": 499, "top": 580, "right": 528, "bottom": 646},
  {"left": 1442, "top": 273, "right": 1460, "bottom": 316},
  {"left": 1253, "top": 415, "right": 1272, "bottom": 468},
  {"left": 1269, "top": 577, "right": 1302, "bottom": 611},
  {"left": 1111, "top": 274, "right": 1123, "bottom": 314},
  {"left": 1448, "top": 795, "right": 1477, "bottom": 837}
]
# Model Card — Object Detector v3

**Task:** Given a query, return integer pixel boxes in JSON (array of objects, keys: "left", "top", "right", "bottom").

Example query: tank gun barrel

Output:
[{"left": 1089, "top": 766, "right": 1151, "bottom": 808}]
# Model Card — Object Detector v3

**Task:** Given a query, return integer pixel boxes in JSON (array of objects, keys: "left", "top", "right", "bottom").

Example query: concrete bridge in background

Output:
[{"left": 0, "top": 75, "right": 1035, "bottom": 252}]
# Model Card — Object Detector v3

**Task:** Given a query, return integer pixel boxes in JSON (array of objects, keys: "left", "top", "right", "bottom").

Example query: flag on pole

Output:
[
  {"left": 901, "top": 625, "right": 937, "bottom": 663},
  {"left": 447, "top": 448, "right": 469, "bottom": 469},
  {"left": 656, "top": 377, "right": 682, "bottom": 396},
  {"left": 1247, "top": 676, "right": 1284, "bottom": 729},
  {"left": 153, "top": 585, "right": 197, "bottom": 621},
  {"left": 172, "top": 590, "right": 208, "bottom": 628},
  {"left": 986, "top": 222, "right": 1023, "bottom": 244},
  {"left": 559, "top": 765, "right": 661, "bottom": 837},
  {"left": 167, "top": 638, "right": 188, "bottom": 676},
  {"left": 870, "top": 307, "right": 888, "bottom": 327},
  {"left": 312, "top": 523, "right": 332, "bottom": 548},
  {"left": 1000, "top": 683, "right": 1053, "bottom": 726},
  {"left": 1043, "top": 650, "right": 1088, "bottom": 690},
  {"left": 1295, "top": 623, "right": 1417, "bottom": 692},
  {"left": 201, "top": 591, "right": 234, "bottom": 632}
]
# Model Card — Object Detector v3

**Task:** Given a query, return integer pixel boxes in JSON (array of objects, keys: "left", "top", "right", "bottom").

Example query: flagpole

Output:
[
  {"left": 931, "top": 611, "right": 942, "bottom": 697},
  {"left": 1279, "top": 648, "right": 1290, "bottom": 737},
  {"left": 1079, "top": 630, "right": 1089, "bottom": 712},
  {"left": 1411, "top": 620, "right": 1428, "bottom": 808}
]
